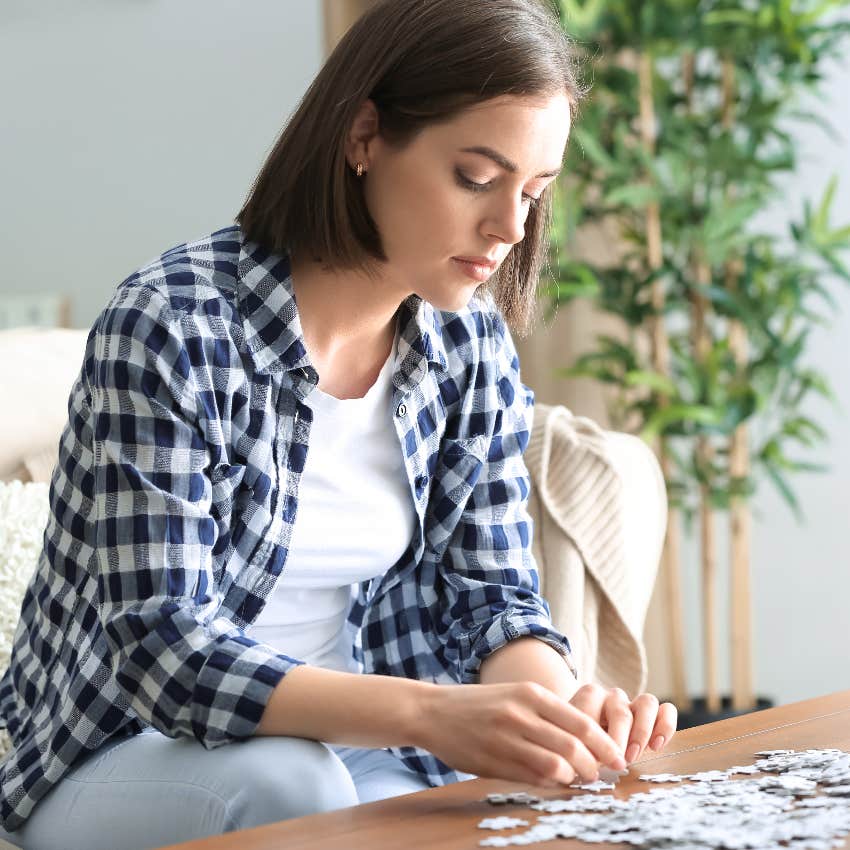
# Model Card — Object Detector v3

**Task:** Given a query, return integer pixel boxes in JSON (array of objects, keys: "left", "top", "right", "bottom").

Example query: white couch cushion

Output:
[
  {"left": 0, "top": 327, "right": 89, "bottom": 480},
  {"left": 0, "top": 481, "right": 50, "bottom": 760}
]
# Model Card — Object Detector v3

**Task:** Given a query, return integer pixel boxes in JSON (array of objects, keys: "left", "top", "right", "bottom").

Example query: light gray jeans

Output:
[{"left": 0, "top": 728, "right": 434, "bottom": 850}]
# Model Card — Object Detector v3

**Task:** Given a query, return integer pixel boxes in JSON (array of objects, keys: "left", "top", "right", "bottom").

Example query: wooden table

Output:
[{"left": 162, "top": 689, "right": 850, "bottom": 850}]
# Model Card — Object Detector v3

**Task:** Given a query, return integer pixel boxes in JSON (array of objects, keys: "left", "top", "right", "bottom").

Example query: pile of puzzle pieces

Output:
[{"left": 478, "top": 748, "right": 850, "bottom": 848}]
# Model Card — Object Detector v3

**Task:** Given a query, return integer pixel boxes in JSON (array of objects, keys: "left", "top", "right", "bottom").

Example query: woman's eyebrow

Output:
[{"left": 459, "top": 145, "right": 562, "bottom": 179}]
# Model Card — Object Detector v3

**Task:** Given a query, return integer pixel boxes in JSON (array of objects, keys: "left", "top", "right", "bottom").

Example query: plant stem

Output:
[
  {"left": 684, "top": 51, "right": 720, "bottom": 714},
  {"left": 721, "top": 55, "right": 755, "bottom": 712},
  {"left": 638, "top": 50, "right": 691, "bottom": 712},
  {"left": 694, "top": 266, "right": 720, "bottom": 714}
]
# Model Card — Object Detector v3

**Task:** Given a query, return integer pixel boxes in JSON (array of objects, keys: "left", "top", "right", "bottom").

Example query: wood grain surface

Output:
[{"left": 159, "top": 689, "right": 850, "bottom": 850}]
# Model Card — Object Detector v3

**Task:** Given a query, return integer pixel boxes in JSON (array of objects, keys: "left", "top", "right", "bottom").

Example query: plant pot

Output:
[{"left": 672, "top": 695, "right": 775, "bottom": 730}]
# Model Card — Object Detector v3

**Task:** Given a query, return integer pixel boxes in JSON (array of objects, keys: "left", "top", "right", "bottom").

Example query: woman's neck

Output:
[{"left": 289, "top": 253, "right": 402, "bottom": 398}]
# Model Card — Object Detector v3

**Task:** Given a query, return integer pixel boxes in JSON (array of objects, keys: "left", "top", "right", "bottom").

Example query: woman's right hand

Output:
[{"left": 417, "top": 681, "right": 627, "bottom": 787}]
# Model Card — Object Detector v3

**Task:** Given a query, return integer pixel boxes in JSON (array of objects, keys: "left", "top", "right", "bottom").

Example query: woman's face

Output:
[{"left": 357, "top": 93, "right": 572, "bottom": 312}]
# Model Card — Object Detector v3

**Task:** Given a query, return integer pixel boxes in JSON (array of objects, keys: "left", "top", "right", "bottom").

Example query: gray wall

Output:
[{"left": 0, "top": 0, "right": 324, "bottom": 327}]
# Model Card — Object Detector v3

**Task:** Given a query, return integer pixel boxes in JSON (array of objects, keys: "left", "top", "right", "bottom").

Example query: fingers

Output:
[
  {"left": 648, "top": 701, "right": 678, "bottom": 752},
  {"left": 536, "top": 685, "right": 626, "bottom": 770},
  {"left": 521, "top": 718, "right": 605, "bottom": 783},
  {"left": 478, "top": 684, "right": 604, "bottom": 784},
  {"left": 543, "top": 684, "right": 678, "bottom": 769},
  {"left": 600, "top": 688, "right": 634, "bottom": 755},
  {"left": 518, "top": 738, "right": 581, "bottom": 786},
  {"left": 624, "top": 692, "right": 660, "bottom": 763},
  {"left": 478, "top": 742, "right": 579, "bottom": 788},
  {"left": 568, "top": 683, "right": 633, "bottom": 764},
  {"left": 568, "top": 683, "right": 609, "bottom": 719},
  {"left": 571, "top": 690, "right": 678, "bottom": 765},
  {"left": 427, "top": 682, "right": 675, "bottom": 789}
]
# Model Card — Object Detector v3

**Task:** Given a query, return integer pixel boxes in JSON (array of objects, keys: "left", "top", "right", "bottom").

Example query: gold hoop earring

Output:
[{"left": 356, "top": 162, "right": 365, "bottom": 178}]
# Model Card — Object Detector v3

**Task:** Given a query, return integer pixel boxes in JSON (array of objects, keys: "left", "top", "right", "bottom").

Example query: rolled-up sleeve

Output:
[
  {"left": 90, "top": 287, "right": 301, "bottom": 748},
  {"left": 434, "top": 312, "right": 577, "bottom": 685}
]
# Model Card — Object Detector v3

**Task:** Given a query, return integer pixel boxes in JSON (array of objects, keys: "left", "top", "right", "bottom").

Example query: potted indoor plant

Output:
[{"left": 548, "top": 0, "right": 850, "bottom": 725}]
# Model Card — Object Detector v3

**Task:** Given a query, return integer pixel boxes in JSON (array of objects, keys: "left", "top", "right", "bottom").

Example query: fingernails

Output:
[
  {"left": 626, "top": 742, "right": 641, "bottom": 763},
  {"left": 610, "top": 754, "right": 627, "bottom": 771},
  {"left": 651, "top": 735, "right": 665, "bottom": 751}
]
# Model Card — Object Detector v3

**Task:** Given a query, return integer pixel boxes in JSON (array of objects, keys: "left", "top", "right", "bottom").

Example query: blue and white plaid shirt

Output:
[{"left": 0, "top": 226, "right": 575, "bottom": 830}]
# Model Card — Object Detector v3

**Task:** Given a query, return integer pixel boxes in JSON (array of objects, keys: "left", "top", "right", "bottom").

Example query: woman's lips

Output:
[{"left": 452, "top": 257, "right": 497, "bottom": 282}]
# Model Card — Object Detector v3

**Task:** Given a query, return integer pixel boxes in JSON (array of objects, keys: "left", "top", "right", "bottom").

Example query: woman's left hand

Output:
[{"left": 569, "top": 684, "right": 678, "bottom": 766}]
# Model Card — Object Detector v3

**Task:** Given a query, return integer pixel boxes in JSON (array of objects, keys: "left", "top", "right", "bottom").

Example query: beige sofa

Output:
[{"left": 0, "top": 326, "right": 665, "bottom": 840}]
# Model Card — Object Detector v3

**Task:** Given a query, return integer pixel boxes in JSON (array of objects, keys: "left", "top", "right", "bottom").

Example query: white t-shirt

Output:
[{"left": 249, "top": 327, "right": 416, "bottom": 672}]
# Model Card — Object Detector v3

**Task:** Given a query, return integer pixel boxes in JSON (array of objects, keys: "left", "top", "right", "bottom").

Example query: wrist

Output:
[{"left": 405, "top": 680, "right": 442, "bottom": 750}]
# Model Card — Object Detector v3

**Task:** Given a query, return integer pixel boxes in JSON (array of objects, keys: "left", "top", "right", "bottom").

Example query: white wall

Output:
[{"left": 0, "top": 0, "right": 324, "bottom": 328}]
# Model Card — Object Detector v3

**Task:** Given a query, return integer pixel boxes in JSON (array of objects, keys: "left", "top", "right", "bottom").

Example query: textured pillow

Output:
[{"left": 0, "top": 480, "right": 50, "bottom": 760}]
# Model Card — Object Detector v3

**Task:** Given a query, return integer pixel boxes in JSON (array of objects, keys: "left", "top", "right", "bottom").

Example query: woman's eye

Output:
[
  {"left": 454, "top": 170, "right": 490, "bottom": 192},
  {"left": 455, "top": 169, "right": 541, "bottom": 209}
]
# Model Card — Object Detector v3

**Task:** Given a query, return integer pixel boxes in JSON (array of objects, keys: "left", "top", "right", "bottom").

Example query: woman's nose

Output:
[{"left": 483, "top": 194, "right": 527, "bottom": 246}]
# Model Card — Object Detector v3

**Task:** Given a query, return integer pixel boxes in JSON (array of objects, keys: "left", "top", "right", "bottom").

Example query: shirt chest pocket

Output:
[{"left": 423, "top": 434, "right": 487, "bottom": 560}]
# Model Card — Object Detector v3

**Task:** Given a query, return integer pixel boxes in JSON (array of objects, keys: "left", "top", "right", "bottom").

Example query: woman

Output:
[{"left": 0, "top": 0, "right": 677, "bottom": 847}]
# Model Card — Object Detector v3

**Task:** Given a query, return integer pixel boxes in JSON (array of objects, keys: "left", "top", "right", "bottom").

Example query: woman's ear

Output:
[{"left": 344, "top": 99, "right": 381, "bottom": 171}]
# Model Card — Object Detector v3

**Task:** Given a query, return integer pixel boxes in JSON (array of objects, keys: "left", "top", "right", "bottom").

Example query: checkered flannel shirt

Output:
[{"left": 0, "top": 226, "right": 576, "bottom": 830}]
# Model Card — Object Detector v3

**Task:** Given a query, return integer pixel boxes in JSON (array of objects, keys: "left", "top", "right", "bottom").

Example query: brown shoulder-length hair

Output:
[{"left": 236, "top": 0, "right": 584, "bottom": 337}]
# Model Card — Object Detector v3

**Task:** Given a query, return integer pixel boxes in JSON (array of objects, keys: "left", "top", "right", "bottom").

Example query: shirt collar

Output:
[{"left": 236, "top": 230, "right": 448, "bottom": 379}]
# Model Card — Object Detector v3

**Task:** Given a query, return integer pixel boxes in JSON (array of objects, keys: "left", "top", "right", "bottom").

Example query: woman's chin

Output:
[{"left": 420, "top": 283, "right": 483, "bottom": 313}]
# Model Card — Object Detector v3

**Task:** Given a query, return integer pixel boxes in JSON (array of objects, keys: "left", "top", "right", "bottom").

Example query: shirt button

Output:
[
  {"left": 396, "top": 402, "right": 407, "bottom": 417},
  {"left": 415, "top": 475, "right": 428, "bottom": 494}
]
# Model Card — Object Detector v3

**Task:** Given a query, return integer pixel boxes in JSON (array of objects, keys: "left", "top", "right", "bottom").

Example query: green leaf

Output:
[
  {"left": 781, "top": 416, "right": 828, "bottom": 447},
  {"left": 603, "top": 183, "right": 660, "bottom": 209},
  {"left": 596, "top": 335, "right": 642, "bottom": 369},
  {"left": 823, "top": 251, "right": 850, "bottom": 282},
  {"left": 558, "top": 0, "right": 607, "bottom": 37},
  {"left": 787, "top": 461, "right": 830, "bottom": 474},
  {"left": 757, "top": 5, "right": 775, "bottom": 27},
  {"left": 798, "top": 0, "right": 848, "bottom": 27},
  {"left": 800, "top": 369, "right": 836, "bottom": 403},
  {"left": 640, "top": 404, "right": 725, "bottom": 441},
  {"left": 813, "top": 175, "right": 838, "bottom": 234},
  {"left": 697, "top": 285, "right": 755, "bottom": 321},
  {"left": 786, "top": 108, "right": 842, "bottom": 142},
  {"left": 623, "top": 369, "right": 678, "bottom": 396},
  {"left": 762, "top": 464, "right": 803, "bottom": 521},
  {"left": 824, "top": 224, "right": 850, "bottom": 245},
  {"left": 572, "top": 126, "right": 618, "bottom": 173},
  {"left": 556, "top": 365, "right": 622, "bottom": 385},
  {"left": 703, "top": 197, "right": 762, "bottom": 248},
  {"left": 703, "top": 10, "right": 754, "bottom": 26},
  {"left": 554, "top": 279, "right": 602, "bottom": 300}
]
